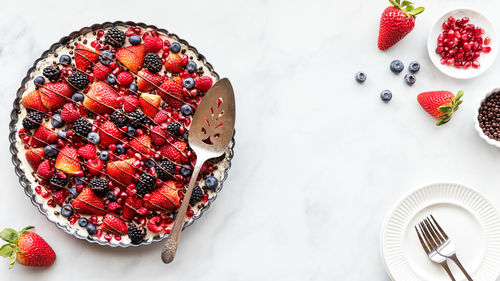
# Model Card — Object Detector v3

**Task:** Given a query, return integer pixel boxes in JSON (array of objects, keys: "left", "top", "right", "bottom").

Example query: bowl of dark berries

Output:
[
  {"left": 428, "top": 8, "right": 497, "bottom": 79},
  {"left": 475, "top": 88, "right": 500, "bottom": 148},
  {"left": 9, "top": 21, "right": 235, "bottom": 247}
]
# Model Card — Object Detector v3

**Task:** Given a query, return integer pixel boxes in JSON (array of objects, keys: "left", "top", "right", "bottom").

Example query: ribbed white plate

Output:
[{"left": 380, "top": 183, "right": 500, "bottom": 281}]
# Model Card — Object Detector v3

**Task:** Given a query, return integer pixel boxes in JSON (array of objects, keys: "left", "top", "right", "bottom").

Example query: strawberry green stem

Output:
[
  {"left": 389, "top": 0, "right": 425, "bottom": 19},
  {"left": 0, "top": 226, "right": 32, "bottom": 269},
  {"left": 436, "top": 90, "right": 464, "bottom": 126}
]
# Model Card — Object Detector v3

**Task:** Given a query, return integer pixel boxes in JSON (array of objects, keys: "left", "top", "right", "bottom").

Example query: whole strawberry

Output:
[
  {"left": 378, "top": 0, "right": 424, "bottom": 51},
  {"left": 417, "top": 90, "right": 464, "bottom": 126},
  {"left": 0, "top": 226, "right": 56, "bottom": 268}
]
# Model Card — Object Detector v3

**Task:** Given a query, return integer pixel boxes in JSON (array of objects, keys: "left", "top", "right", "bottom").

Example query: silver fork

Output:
[
  {"left": 425, "top": 215, "right": 474, "bottom": 281},
  {"left": 415, "top": 224, "right": 456, "bottom": 280}
]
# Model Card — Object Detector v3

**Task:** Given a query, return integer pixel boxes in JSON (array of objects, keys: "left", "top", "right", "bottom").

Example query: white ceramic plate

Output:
[
  {"left": 380, "top": 183, "right": 500, "bottom": 281},
  {"left": 427, "top": 8, "right": 498, "bottom": 79}
]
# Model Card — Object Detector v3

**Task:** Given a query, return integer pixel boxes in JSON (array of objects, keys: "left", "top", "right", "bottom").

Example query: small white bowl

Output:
[
  {"left": 474, "top": 88, "right": 500, "bottom": 148},
  {"left": 427, "top": 8, "right": 498, "bottom": 79}
]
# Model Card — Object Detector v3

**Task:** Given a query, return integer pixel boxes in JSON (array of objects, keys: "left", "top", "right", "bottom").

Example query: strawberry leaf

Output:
[
  {"left": 0, "top": 244, "right": 13, "bottom": 258},
  {"left": 9, "top": 251, "right": 16, "bottom": 269},
  {"left": 410, "top": 7, "right": 425, "bottom": 16},
  {"left": 19, "top": 226, "right": 33, "bottom": 235},
  {"left": 0, "top": 228, "right": 18, "bottom": 244}
]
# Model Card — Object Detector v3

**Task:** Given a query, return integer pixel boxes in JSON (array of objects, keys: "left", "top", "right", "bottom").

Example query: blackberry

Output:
[
  {"left": 189, "top": 185, "right": 203, "bottom": 206},
  {"left": 110, "top": 109, "right": 129, "bottom": 128},
  {"left": 156, "top": 160, "right": 175, "bottom": 181},
  {"left": 167, "top": 122, "right": 181, "bottom": 136},
  {"left": 50, "top": 173, "right": 68, "bottom": 191},
  {"left": 42, "top": 65, "right": 60, "bottom": 82},
  {"left": 144, "top": 52, "right": 162, "bottom": 73},
  {"left": 136, "top": 173, "right": 155, "bottom": 196},
  {"left": 67, "top": 72, "right": 90, "bottom": 90},
  {"left": 89, "top": 177, "right": 109, "bottom": 197},
  {"left": 73, "top": 117, "right": 92, "bottom": 136},
  {"left": 22, "top": 111, "right": 44, "bottom": 130},
  {"left": 128, "top": 111, "right": 147, "bottom": 128},
  {"left": 128, "top": 224, "right": 146, "bottom": 244},
  {"left": 104, "top": 27, "right": 126, "bottom": 48}
]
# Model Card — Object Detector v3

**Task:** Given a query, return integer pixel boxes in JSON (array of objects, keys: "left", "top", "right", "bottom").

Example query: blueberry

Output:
[
  {"left": 59, "top": 54, "right": 72, "bottom": 66},
  {"left": 355, "top": 72, "right": 367, "bottom": 83},
  {"left": 409, "top": 61, "right": 420, "bottom": 73},
  {"left": 186, "top": 61, "right": 197, "bottom": 73},
  {"left": 72, "top": 92, "right": 85, "bottom": 102},
  {"left": 115, "top": 143, "right": 126, "bottom": 155},
  {"left": 86, "top": 223, "right": 97, "bottom": 236},
  {"left": 380, "top": 90, "right": 392, "bottom": 102},
  {"left": 129, "top": 83, "right": 138, "bottom": 93},
  {"left": 144, "top": 159, "right": 155, "bottom": 168},
  {"left": 205, "top": 176, "right": 218, "bottom": 189},
  {"left": 57, "top": 129, "right": 67, "bottom": 139},
  {"left": 127, "top": 126, "right": 136, "bottom": 136},
  {"left": 390, "top": 60, "right": 404, "bottom": 74},
  {"left": 180, "top": 104, "right": 194, "bottom": 116},
  {"left": 44, "top": 144, "right": 58, "bottom": 158},
  {"left": 51, "top": 113, "right": 64, "bottom": 128},
  {"left": 74, "top": 177, "right": 84, "bottom": 185},
  {"left": 34, "top": 76, "right": 45, "bottom": 86},
  {"left": 180, "top": 165, "right": 192, "bottom": 177},
  {"left": 87, "top": 132, "right": 100, "bottom": 144},
  {"left": 404, "top": 73, "right": 416, "bottom": 86},
  {"left": 170, "top": 42, "right": 181, "bottom": 53},
  {"left": 99, "top": 50, "right": 114, "bottom": 66},
  {"left": 61, "top": 205, "right": 74, "bottom": 218},
  {"left": 107, "top": 190, "right": 118, "bottom": 202},
  {"left": 129, "top": 35, "right": 141, "bottom": 45},
  {"left": 69, "top": 187, "right": 79, "bottom": 199},
  {"left": 182, "top": 132, "right": 189, "bottom": 141},
  {"left": 99, "top": 150, "right": 109, "bottom": 161},
  {"left": 107, "top": 74, "right": 117, "bottom": 85},
  {"left": 78, "top": 218, "right": 88, "bottom": 227},
  {"left": 183, "top": 77, "right": 195, "bottom": 89}
]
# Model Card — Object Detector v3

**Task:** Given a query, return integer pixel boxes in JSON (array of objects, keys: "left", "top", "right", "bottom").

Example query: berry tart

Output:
[{"left": 9, "top": 22, "right": 234, "bottom": 247}]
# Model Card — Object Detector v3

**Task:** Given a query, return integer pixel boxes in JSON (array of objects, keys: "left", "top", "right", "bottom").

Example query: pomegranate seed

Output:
[
  {"left": 462, "top": 17, "right": 469, "bottom": 24},
  {"left": 96, "top": 30, "right": 104, "bottom": 38},
  {"left": 483, "top": 46, "right": 491, "bottom": 53},
  {"left": 472, "top": 61, "right": 480, "bottom": 68},
  {"left": 484, "top": 36, "right": 491, "bottom": 45}
]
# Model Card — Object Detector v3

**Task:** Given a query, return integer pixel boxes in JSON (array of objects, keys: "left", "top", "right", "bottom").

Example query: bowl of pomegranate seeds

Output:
[{"left": 428, "top": 8, "right": 497, "bottom": 79}]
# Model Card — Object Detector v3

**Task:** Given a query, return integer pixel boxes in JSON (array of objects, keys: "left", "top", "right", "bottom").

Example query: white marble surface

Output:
[{"left": 2, "top": 0, "right": 500, "bottom": 280}]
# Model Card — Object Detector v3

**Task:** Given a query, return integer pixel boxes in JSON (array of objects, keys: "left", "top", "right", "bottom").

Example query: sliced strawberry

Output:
[
  {"left": 159, "top": 141, "right": 187, "bottom": 163},
  {"left": 106, "top": 158, "right": 136, "bottom": 187},
  {"left": 122, "top": 196, "right": 144, "bottom": 221},
  {"left": 25, "top": 148, "right": 45, "bottom": 170},
  {"left": 75, "top": 44, "right": 99, "bottom": 71},
  {"left": 83, "top": 81, "right": 120, "bottom": 114},
  {"left": 92, "top": 62, "right": 111, "bottom": 81},
  {"left": 98, "top": 121, "right": 122, "bottom": 148},
  {"left": 54, "top": 145, "right": 82, "bottom": 175},
  {"left": 72, "top": 187, "right": 106, "bottom": 215},
  {"left": 139, "top": 93, "right": 161, "bottom": 118},
  {"left": 144, "top": 181, "right": 180, "bottom": 211},
  {"left": 60, "top": 103, "right": 80, "bottom": 123},
  {"left": 30, "top": 123, "right": 58, "bottom": 147},
  {"left": 36, "top": 160, "right": 54, "bottom": 180},
  {"left": 77, "top": 144, "right": 97, "bottom": 160},
  {"left": 123, "top": 95, "right": 139, "bottom": 113},
  {"left": 116, "top": 44, "right": 145, "bottom": 72},
  {"left": 151, "top": 125, "right": 167, "bottom": 146},
  {"left": 129, "top": 135, "right": 152, "bottom": 155},
  {"left": 158, "top": 79, "right": 183, "bottom": 109},
  {"left": 21, "top": 90, "right": 48, "bottom": 112},
  {"left": 164, "top": 53, "right": 183, "bottom": 73},
  {"left": 137, "top": 69, "right": 163, "bottom": 92},
  {"left": 102, "top": 214, "right": 128, "bottom": 235},
  {"left": 39, "top": 82, "right": 74, "bottom": 112}
]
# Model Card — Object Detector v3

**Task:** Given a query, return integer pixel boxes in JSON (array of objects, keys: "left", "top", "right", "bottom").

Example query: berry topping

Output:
[
  {"left": 128, "top": 224, "right": 146, "bottom": 244},
  {"left": 190, "top": 185, "right": 203, "bottom": 206},
  {"left": 67, "top": 72, "right": 90, "bottom": 90},
  {"left": 144, "top": 52, "right": 163, "bottom": 73},
  {"left": 129, "top": 35, "right": 141, "bottom": 46},
  {"left": 205, "top": 176, "right": 218, "bottom": 189},
  {"left": 59, "top": 54, "right": 72, "bottom": 66},
  {"left": 74, "top": 44, "right": 99, "bottom": 71},
  {"left": 22, "top": 111, "right": 44, "bottom": 130},
  {"left": 136, "top": 173, "right": 156, "bottom": 196},
  {"left": 89, "top": 177, "right": 109, "bottom": 197},
  {"left": 156, "top": 160, "right": 175, "bottom": 181},
  {"left": 73, "top": 117, "right": 92, "bottom": 136},
  {"left": 104, "top": 27, "right": 126, "bottom": 48},
  {"left": 42, "top": 65, "right": 60, "bottom": 82},
  {"left": 169, "top": 42, "right": 181, "bottom": 53}
]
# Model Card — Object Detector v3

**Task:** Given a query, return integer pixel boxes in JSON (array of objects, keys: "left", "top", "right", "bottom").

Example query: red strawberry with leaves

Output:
[
  {"left": 72, "top": 187, "right": 106, "bottom": 215},
  {"left": 164, "top": 53, "right": 183, "bottom": 73},
  {"left": 39, "top": 82, "right": 74, "bottom": 112},
  {"left": 60, "top": 103, "right": 80, "bottom": 123},
  {"left": 159, "top": 79, "right": 183, "bottom": 109},
  {"left": 55, "top": 145, "right": 82, "bottom": 175},
  {"left": 25, "top": 148, "right": 45, "bottom": 170},
  {"left": 102, "top": 214, "right": 128, "bottom": 235},
  {"left": 36, "top": 160, "right": 54, "bottom": 179},
  {"left": 143, "top": 34, "right": 163, "bottom": 53},
  {"left": 21, "top": 90, "right": 48, "bottom": 112},
  {"left": 417, "top": 90, "right": 464, "bottom": 126},
  {"left": 116, "top": 44, "right": 145, "bottom": 72},
  {"left": 160, "top": 141, "right": 187, "bottom": 163},
  {"left": 106, "top": 158, "right": 136, "bottom": 187},
  {"left": 92, "top": 62, "right": 111, "bottom": 81},
  {"left": 75, "top": 44, "right": 99, "bottom": 71},
  {"left": 144, "top": 181, "right": 180, "bottom": 211},
  {"left": 129, "top": 135, "right": 152, "bottom": 155},
  {"left": 30, "top": 123, "right": 58, "bottom": 147},
  {"left": 123, "top": 95, "right": 139, "bottom": 113},
  {"left": 137, "top": 69, "right": 163, "bottom": 92},
  {"left": 83, "top": 82, "right": 120, "bottom": 114},
  {"left": 195, "top": 76, "right": 213, "bottom": 92},
  {"left": 139, "top": 93, "right": 161, "bottom": 118},
  {"left": 98, "top": 121, "right": 122, "bottom": 148},
  {"left": 78, "top": 144, "right": 97, "bottom": 159},
  {"left": 378, "top": 0, "right": 424, "bottom": 51},
  {"left": 0, "top": 226, "right": 56, "bottom": 268}
]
